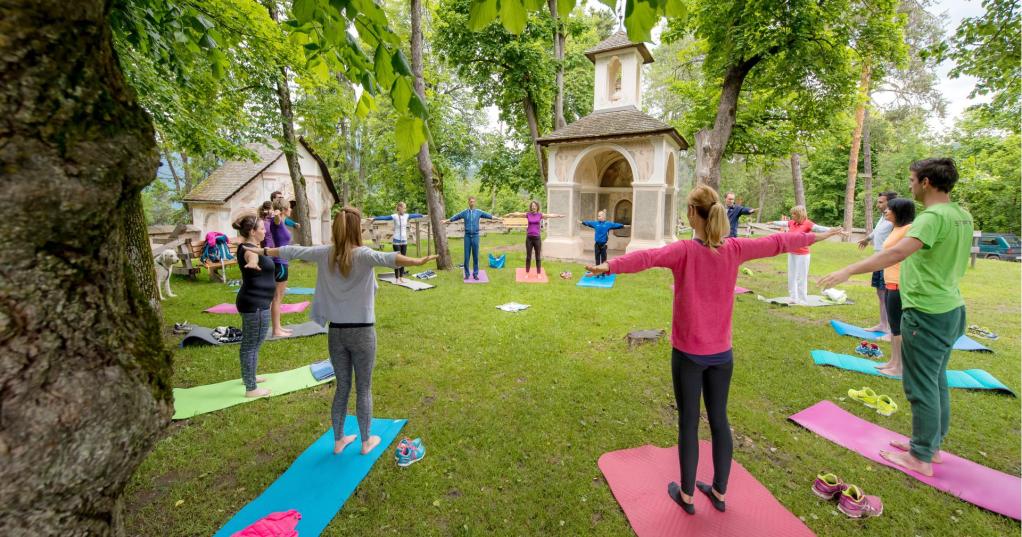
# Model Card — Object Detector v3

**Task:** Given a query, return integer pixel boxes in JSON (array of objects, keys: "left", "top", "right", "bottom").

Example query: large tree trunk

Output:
[
  {"left": 694, "top": 57, "right": 761, "bottom": 190},
  {"left": 862, "top": 108, "right": 874, "bottom": 234},
  {"left": 547, "top": 0, "right": 566, "bottom": 130},
  {"left": 266, "top": 3, "right": 312, "bottom": 245},
  {"left": 0, "top": 2, "right": 173, "bottom": 533},
  {"left": 523, "top": 95, "right": 547, "bottom": 179},
  {"left": 790, "top": 153, "right": 805, "bottom": 207},
  {"left": 125, "top": 192, "right": 162, "bottom": 313},
  {"left": 842, "top": 62, "right": 871, "bottom": 237},
  {"left": 411, "top": 0, "right": 453, "bottom": 269}
]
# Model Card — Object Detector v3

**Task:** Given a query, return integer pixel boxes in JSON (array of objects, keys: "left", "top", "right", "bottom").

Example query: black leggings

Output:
[
  {"left": 525, "top": 235, "right": 542, "bottom": 272},
  {"left": 671, "top": 348, "right": 734, "bottom": 496},
  {"left": 594, "top": 242, "right": 608, "bottom": 266},
  {"left": 392, "top": 243, "right": 407, "bottom": 278}
]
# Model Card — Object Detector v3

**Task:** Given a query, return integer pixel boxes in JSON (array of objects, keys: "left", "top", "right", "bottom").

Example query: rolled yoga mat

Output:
[
  {"left": 829, "top": 320, "right": 992, "bottom": 352},
  {"left": 578, "top": 274, "right": 616, "bottom": 288},
  {"left": 180, "top": 322, "right": 328, "bottom": 347},
  {"left": 204, "top": 301, "right": 310, "bottom": 314},
  {"left": 810, "top": 350, "right": 1015, "bottom": 396},
  {"left": 172, "top": 364, "right": 333, "bottom": 420},
  {"left": 599, "top": 442, "right": 815, "bottom": 537},
  {"left": 378, "top": 273, "right": 435, "bottom": 291},
  {"left": 789, "top": 400, "right": 1021, "bottom": 520},
  {"left": 515, "top": 267, "right": 548, "bottom": 283},
  {"left": 213, "top": 417, "right": 407, "bottom": 537}
]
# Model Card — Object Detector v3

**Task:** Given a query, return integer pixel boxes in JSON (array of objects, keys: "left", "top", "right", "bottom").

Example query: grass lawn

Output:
[{"left": 125, "top": 233, "right": 1020, "bottom": 536}]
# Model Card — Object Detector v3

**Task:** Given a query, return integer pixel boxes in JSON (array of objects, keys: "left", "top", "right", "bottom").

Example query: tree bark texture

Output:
[
  {"left": 547, "top": 0, "right": 566, "bottom": 130},
  {"left": 124, "top": 192, "right": 162, "bottom": 315},
  {"left": 694, "top": 58, "right": 761, "bottom": 190},
  {"left": 523, "top": 95, "right": 547, "bottom": 180},
  {"left": 266, "top": 3, "right": 312, "bottom": 245},
  {"left": 411, "top": 0, "right": 453, "bottom": 269},
  {"left": 0, "top": 2, "right": 174, "bottom": 534},
  {"left": 790, "top": 153, "right": 805, "bottom": 207},
  {"left": 842, "top": 62, "right": 872, "bottom": 237},
  {"left": 862, "top": 108, "right": 874, "bottom": 234}
]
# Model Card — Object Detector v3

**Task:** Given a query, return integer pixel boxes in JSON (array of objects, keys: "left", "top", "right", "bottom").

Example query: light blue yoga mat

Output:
[
  {"left": 235, "top": 287, "right": 315, "bottom": 295},
  {"left": 829, "top": 320, "right": 992, "bottom": 353},
  {"left": 214, "top": 416, "right": 407, "bottom": 537},
  {"left": 578, "top": 274, "right": 616, "bottom": 288},
  {"left": 811, "top": 350, "right": 1015, "bottom": 396}
]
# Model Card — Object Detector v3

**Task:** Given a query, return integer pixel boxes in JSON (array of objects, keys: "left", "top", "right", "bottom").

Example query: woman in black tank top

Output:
[{"left": 233, "top": 215, "right": 275, "bottom": 398}]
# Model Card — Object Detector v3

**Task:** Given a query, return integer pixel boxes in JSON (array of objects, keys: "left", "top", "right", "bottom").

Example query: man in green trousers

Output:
[{"left": 820, "top": 157, "right": 973, "bottom": 477}]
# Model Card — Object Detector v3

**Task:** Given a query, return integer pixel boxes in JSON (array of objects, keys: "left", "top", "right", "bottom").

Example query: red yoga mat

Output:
[
  {"left": 204, "top": 301, "right": 310, "bottom": 315},
  {"left": 789, "top": 400, "right": 1021, "bottom": 520},
  {"left": 515, "top": 267, "right": 548, "bottom": 283},
  {"left": 599, "top": 443, "right": 815, "bottom": 537}
]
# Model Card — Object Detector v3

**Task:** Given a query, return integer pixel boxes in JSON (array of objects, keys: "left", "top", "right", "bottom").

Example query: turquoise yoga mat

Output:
[
  {"left": 214, "top": 416, "right": 407, "bottom": 537},
  {"left": 234, "top": 287, "right": 315, "bottom": 295},
  {"left": 578, "top": 274, "right": 616, "bottom": 288},
  {"left": 829, "top": 320, "right": 992, "bottom": 353},
  {"left": 811, "top": 350, "right": 1015, "bottom": 396}
]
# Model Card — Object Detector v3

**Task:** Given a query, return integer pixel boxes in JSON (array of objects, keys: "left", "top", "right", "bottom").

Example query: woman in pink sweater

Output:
[{"left": 586, "top": 185, "right": 842, "bottom": 515}]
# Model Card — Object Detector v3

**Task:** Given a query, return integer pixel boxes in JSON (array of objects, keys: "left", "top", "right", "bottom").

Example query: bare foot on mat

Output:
[
  {"left": 256, "top": 376, "right": 267, "bottom": 383},
  {"left": 360, "top": 435, "right": 381, "bottom": 455},
  {"left": 245, "top": 387, "right": 271, "bottom": 398},
  {"left": 877, "top": 366, "right": 902, "bottom": 377},
  {"left": 889, "top": 440, "right": 942, "bottom": 463},
  {"left": 273, "top": 329, "right": 293, "bottom": 338},
  {"left": 880, "top": 449, "right": 934, "bottom": 476},
  {"left": 334, "top": 434, "right": 358, "bottom": 454}
]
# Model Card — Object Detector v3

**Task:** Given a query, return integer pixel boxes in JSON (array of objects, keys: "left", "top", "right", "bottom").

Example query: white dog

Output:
[{"left": 154, "top": 249, "right": 180, "bottom": 300}]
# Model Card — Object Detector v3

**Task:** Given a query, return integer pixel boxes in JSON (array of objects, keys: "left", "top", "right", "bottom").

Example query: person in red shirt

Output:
[
  {"left": 586, "top": 185, "right": 843, "bottom": 515},
  {"left": 782, "top": 206, "right": 816, "bottom": 304}
]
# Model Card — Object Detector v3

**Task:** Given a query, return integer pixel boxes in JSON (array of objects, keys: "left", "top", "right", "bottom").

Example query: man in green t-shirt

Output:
[{"left": 820, "top": 158, "right": 972, "bottom": 477}]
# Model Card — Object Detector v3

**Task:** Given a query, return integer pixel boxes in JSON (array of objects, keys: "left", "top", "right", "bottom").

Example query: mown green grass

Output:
[{"left": 125, "top": 233, "right": 1020, "bottom": 536}]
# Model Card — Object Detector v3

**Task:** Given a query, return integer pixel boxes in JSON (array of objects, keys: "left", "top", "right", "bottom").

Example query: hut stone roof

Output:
[{"left": 537, "top": 106, "right": 687, "bottom": 149}]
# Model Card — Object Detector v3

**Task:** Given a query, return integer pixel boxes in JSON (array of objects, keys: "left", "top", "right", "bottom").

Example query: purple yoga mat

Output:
[
  {"left": 462, "top": 270, "right": 489, "bottom": 284},
  {"left": 790, "top": 400, "right": 1021, "bottom": 520},
  {"left": 204, "top": 301, "right": 310, "bottom": 315}
]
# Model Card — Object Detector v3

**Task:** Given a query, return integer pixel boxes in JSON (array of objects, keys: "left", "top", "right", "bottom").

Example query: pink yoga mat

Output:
[
  {"left": 599, "top": 443, "right": 815, "bottom": 537},
  {"left": 204, "top": 301, "right": 310, "bottom": 315},
  {"left": 515, "top": 267, "right": 548, "bottom": 283},
  {"left": 462, "top": 270, "right": 489, "bottom": 284},
  {"left": 789, "top": 400, "right": 1021, "bottom": 520}
]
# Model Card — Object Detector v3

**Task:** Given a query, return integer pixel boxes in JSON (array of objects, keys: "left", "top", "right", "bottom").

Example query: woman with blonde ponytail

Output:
[
  {"left": 586, "top": 185, "right": 843, "bottom": 516},
  {"left": 265, "top": 207, "right": 437, "bottom": 456}
]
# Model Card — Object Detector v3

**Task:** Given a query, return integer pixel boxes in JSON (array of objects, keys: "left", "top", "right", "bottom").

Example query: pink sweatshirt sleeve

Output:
[
  {"left": 608, "top": 241, "right": 687, "bottom": 274},
  {"left": 736, "top": 232, "right": 816, "bottom": 262}
]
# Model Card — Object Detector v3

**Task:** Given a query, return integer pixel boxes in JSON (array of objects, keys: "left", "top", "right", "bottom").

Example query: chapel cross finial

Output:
[{"left": 616, "top": 2, "right": 623, "bottom": 31}]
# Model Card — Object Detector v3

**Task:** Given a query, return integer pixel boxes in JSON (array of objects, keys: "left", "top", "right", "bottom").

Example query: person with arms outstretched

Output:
[
  {"left": 505, "top": 200, "right": 564, "bottom": 277},
  {"left": 581, "top": 210, "right": 627, "bottom": 277},
  {"left": 724, "top": 192, "right": 757, "bottom": 238},
  {"left": 821, "top": 158, "right": 972, "bottom": 478},
  {"left": 368, "top": 201, "right": 425, "bottom": 282},
  {"left": 587, "top": 185, "right": 843, "bottom": 515},
  {"left": 443, "top": 196, "right": 497, "bottom": 280}
]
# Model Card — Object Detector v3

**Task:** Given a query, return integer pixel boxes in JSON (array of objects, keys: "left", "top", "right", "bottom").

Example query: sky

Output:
[{"left": 485, "top": 0, "right": 988, "bottom": 134}]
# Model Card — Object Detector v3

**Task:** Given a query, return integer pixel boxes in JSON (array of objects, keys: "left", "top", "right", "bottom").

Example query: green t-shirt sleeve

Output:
[{"left": 906, "top": 211, "right": 942, "bottom": 249}]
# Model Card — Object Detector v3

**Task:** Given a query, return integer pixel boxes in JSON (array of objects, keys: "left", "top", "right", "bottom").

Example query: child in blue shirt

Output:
[{"left": 581, "top": 210, "right": 628, "bottom": 277}]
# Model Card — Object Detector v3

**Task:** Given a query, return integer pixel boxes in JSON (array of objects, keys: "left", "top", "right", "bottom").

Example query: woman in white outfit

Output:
[{"left": 368, "top": 202, "right": 425, "bottom": 282}]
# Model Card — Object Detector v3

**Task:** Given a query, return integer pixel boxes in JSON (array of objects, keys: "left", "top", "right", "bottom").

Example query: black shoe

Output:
[
  {"left": 696, "top": 481, "right": 726, "bottom": 512},
  {"left": 668, "top": 482, "right": 695, "bottom": 515},
  {"left": 473, "top": 275, "right": 479, "bottom": 280}
]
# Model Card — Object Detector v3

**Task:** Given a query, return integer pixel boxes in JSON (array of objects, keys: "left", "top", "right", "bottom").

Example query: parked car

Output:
[{"left": 978, "top": 233, "right": 1021, "bottom": 261}]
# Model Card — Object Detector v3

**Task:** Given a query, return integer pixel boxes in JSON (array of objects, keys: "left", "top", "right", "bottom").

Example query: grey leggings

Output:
[
  {"left": 239, "top": 309, "right": 270, "bottom": 391},
  {"left": 328, "top": 325, "right": 377, "bottom": 441}
]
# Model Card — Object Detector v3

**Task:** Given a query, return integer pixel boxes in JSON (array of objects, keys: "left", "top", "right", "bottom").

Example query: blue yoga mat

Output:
[
  {"left": 235, "top": 287, "right": 315, "bottom": 295},
  {"left": 811, "top": 350, "right": 1015, "bottom": 396},
  {"left": 213, "top": 417, "right": 407, "bottom": 537},
  {"left": 829, "top": 320, "right": 992, "bottom": 353},
  {"left": 578, "top": 274, "right": 616, "bottom": 288}
]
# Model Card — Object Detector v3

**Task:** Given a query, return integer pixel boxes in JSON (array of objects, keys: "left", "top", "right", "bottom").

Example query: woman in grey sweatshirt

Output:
[{"left": 265, "top": 206, "right": 436, "bottom": 455}]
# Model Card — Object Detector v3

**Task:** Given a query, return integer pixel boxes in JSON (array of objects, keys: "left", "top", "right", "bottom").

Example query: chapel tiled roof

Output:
[
  {"left": 584, "top": 30, "right": 654, "bottom": 64},
  {"left": 183, "top": 139, "right": 339, "bottom": 205},
  {"left": 537, "top": 106, "right": 688, "bottom": 149}
]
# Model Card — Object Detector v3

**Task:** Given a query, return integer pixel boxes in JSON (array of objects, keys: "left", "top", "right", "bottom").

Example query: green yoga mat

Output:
[{"left": 173, "top": 365, "right": 333, "bottom": 420}]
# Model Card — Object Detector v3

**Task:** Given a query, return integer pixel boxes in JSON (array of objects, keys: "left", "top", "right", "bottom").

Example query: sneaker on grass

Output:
[{"left": 395, "top": 437, "right": 425, "bottom": 467}]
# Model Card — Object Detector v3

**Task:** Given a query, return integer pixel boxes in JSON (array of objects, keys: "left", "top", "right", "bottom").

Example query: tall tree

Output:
[
  {"left": 791, "top": 153, "right": 805, "bottom": 207},
  {"left": 843, "top": 62, "right": 872, "bottom": 234},
  {"left": 265, "top": 2, "right": 313, "bottom": 244},
  {"left": 411, "top": 0, "right": 453, "bottom": 268},
  {"left": 548, "top": 0, "right": 569, "bottom": 129},
  {"left": 862, "top": 108, "right": 874, "bottom": 234},
  {"left": 1, "top": 2, "right": 173, "bottom": 533}
]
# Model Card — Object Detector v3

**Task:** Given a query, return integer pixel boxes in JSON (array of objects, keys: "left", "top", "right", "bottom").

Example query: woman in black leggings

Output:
[{"left": 506, "top": 201, "right": 563, "bottom": 276}]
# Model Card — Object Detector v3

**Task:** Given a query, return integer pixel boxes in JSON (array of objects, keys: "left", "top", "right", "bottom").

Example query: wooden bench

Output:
[
  {"left": 178, "top": 237, "right": 242, "bottom": 282},
  {"left": 502, "top": 216, "right": 528, "bottom": 233}
]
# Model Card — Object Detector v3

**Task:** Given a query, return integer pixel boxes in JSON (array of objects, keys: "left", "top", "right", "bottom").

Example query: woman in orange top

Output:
[{"left": 876, "top": 198, "right": 915, "bottom": 376}]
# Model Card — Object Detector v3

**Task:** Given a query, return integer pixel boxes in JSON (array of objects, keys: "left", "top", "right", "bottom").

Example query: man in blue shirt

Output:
[
  {"left": 581, "top": 210, "right": 627, "bottom": 277},
  {"left": 725, "top": 192, "right": 757, "bottom": 238},
  {"left": 444, "top": 196, "right": 497, "bottom": 280}
]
